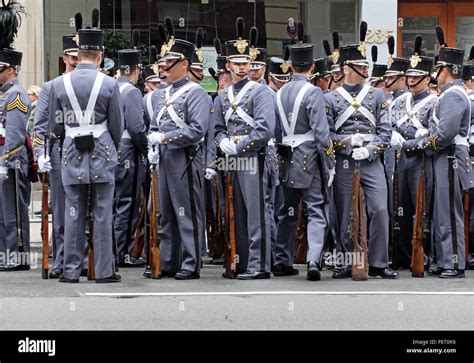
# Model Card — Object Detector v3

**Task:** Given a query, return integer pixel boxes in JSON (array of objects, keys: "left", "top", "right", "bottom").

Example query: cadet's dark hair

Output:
[
  {"left": 292, "top": 64, "right": 312, "bottom": 74},
  {"left": 78, "top": 49, "right": 101, "bottom": 60}
]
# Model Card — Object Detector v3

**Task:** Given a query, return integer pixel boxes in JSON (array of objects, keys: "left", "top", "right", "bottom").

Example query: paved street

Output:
[{"left": 0, "top": 221, "right": 473, "bottom": 330}]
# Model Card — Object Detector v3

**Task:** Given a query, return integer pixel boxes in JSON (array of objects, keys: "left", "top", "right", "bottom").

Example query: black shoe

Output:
[
  {"left": 332, "top": 266, "right": 351, "bottom": 279},
  {"left": 0, "top": 264, "right": 30, "bottom": 271},
  {"left": 428, "top": 267, "right": 445, "bottom": 276},
  {"left": 96, "top": 274, "right": 122, "bottom": 283},
  {"left": 439, "top": 269, "right": 465, "bottom": 278},
  {"left": 174, "top": 269, "right": 200, "bottom": 280},
  {"left": 209, "top": 256, "right": 224, "bottom": 265},
  {"left": 466, "top": 261, "right": 474, "bottom": 270},
  {"left": 237, "top": 270, "right": 270, "bottom": 280},
  {"left": 369, "top": 267, "right": 398, "bottom": 279},
  {"left": 118, "top": 256, "right": 146, "bottom": 268},
  {"left": 273, "top": 264, "right": 299, "bottom": 277},
  {"left": 306, "top": 261, "right": 321, "bottom": 281},
  {"left": 80, "top": 268, "right": 88, "bottom": 277},
  {"left": 48, "top": 270, "right": 63, "bottom": 279},
  {"left": 59, "top": 274, "right": 79, "bottom": 283}
]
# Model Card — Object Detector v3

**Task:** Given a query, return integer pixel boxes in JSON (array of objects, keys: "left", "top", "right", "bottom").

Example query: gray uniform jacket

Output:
[
  {"left": 214, "top": 78, "right": 274, "bottom": 157},
  {"left": 49, "top": 63, "right": 123, "bottom": 186},
  {"left": 274, "top": 74, "right": 334, "bottom": 189},
  {"left": 0, "top": 80, "right": 30, "bottom": 176}
]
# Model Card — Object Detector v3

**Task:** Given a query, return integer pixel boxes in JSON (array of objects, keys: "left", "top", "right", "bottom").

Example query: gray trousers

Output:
[
  {"left": 275, "top": 166, "right": 327, "bottom": 267},
  {"left": 0, "top": 168, "right": 30, "bottom": 259},
  {"left": 158, "top": 145, "right": 204, "bottom": 273},
  {"left": 113, "top": 150, "right": 144, "bottom": 264},
  {"left": 432, "top": 150, "right": 466, "bottom": 270},
  {"left": 232, "top": 154, "right": 271, "bottom": 272},
  {"left": 334, "top": 156, "right": 389, "bottom": 268},
  {"left": 50, "top": 141, "right": 65, "bottom": 272},
  {"left": 396, "top": 151, "right": 434, "bottom": 267},
  {"left": 63, "top": 183, "right": 115, "bottom": 279}
]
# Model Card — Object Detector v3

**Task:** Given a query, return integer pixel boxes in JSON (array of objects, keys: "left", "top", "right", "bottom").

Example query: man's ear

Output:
[{"left": 343, "top": 65, "right": 350, "bottom": 75}]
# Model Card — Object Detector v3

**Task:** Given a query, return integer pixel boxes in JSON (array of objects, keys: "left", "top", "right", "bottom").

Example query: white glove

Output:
[
  {"left": 205, "top": 168, "right": 217, "bottom": 180},
  {"left": 148, "top": 132, "right": 164, "bottom": 146},
  {"left": 219, "top": 138, "right": 238, "bottom": 156},
  {"left": 38, "top": 155, "right": 52, "bottom": 173},
  {"left": 415, "top": 128, "right": 429, "bottom": 139},
  {"left": 352, "top": 147, "right": 370, "bottom": 161},
  {"left": 147, "top": 148, "right": 160, "bottom": 164},
  {"left": 327, "top": 167, "right": 335, "bottom": 187},
  {"left": 351, "top": 133, "right": 364, "bottom": 147},
  {"left": 0, "top": 166, "right": 8, "bottom": 181},
  {"left": 390, "top": 131, "right": 406, "bottom": 149}
]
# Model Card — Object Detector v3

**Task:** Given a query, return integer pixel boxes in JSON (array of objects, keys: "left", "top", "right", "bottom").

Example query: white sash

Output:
[
  {"left": 145, "top": 92, "right": 154, "bottom": 121},
  {"left": 63, "top": 72, "right": 105, "bottom": 126},
  {"left": 119, "top": 82, "right": 132, "bottom": 94},
  {"left": 224, "top": 81, "right": 256, "bottom": 127},
  {"left": 155, "top": 82, "right": 199, "bottom": 128},
  {"left": 335, "top": 85, "right": 376, "bottom": 130},
  {"left": 395, "top": 93, "right": 436, "bottom": 130}
]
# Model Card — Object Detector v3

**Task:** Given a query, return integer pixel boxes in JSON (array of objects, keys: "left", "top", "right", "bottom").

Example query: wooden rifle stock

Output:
[
  {"left": 411, "top": 159, "right": 425, "bottom": 277},
  {"left": 41, "top": 170, "right": 49, "bottom": 279},
  {"left": 206, "top": 175, "right": 225, "bottom": 259},
  {"left": 223, "top": 172, "right": 236, "bottom": 278},
  {"left": 294, "top": 200, "right": 308, "bottom": 264},
  {"left": 149, "top": 166, "right": 161, "bottom": 279},
  {"left": 351, "top": 161, "right": 368, "bottom": 281},
  {"left": 131, "top": 188, "right": 146, "bottom": 260},
  {"left": 87, "top": 188, "right": 95, "bottom": 280}
]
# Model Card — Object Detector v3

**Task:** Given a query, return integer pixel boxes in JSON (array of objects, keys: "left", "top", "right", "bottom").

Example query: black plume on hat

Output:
[
  {"left": 283, "top": 45, "right": 290, "bottom": 62},
  {"left": 164, "top": 16, "right": 174, "bottom": 38},
  {"left": 323, "top": 39, "right": 331, "bottom": 57},
  {"left": 132, "top": 29, "right": 140, "bottom": 48},
  {"left": 214, "top": 37, "right": 223, "bottom": 55},
  {"left": 195, "top": 27, "right": 203, "bottom": 49},
  {"left": 388, "top": 35, "right": 395, "bottom": 56},
  {"left": 91, "top": 8, "right": 100, "bottom": 29},
  {"left": 149, "top": 45, "right": 157, "bottom": 63},
  {"left": 371, "top": 46, "right": 377, "bottom": 63},
  {"left": 250, "top": 26, "right": 258, "bottom": 48},
  {"left": 469, "top": 46, "right": 474, "bottom": 62},
  {"left": 360, "top": 21, "right": 367, "bottom": 43},
  {"left": 236, "top": 17, "right": 244, "bottom": 39},
  {"left": 414, "top": 35, "right": 422, "bottom": 55},
  {"left": 0, "top": 0, "right": 26, "bottom": 49},
  {"left": 332, "top": 31, "right": 339, "bottom": 51},
  {"left": 75, "top": 12, "right": 83, "bottom": 33},
  {"left": 297, "top": 22, "right": 304, "bottom": 43},
  {"left": 436, "top": 27, "right": 447, "bottom": 47},
  {"left": 158, "top": 23, "right": 167, "bottom": 43}
]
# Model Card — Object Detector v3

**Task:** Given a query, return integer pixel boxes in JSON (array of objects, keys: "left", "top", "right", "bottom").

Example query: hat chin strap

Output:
[
  {"left": 407, "top": 75, "right": 428, "bottom": 89},
  {"left": 164, "top": 58, "right": 184, "bottom": 72},
  {"left": 189, "top": 68, "right": 204, "bottom": 81},
  {"left": 329, "top": 73, "right": 345, "bottom": 88},
  {"left": 385, "top": 74, "right": 402, "bottom": 89},
  {"left": 347, "top": 64, "right": 368, "bottom": 79}
]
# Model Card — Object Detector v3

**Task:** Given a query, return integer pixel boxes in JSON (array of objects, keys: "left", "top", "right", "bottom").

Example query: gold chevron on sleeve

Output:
[
  {"left": 7, "top": 94, "right": 28, "bottom": 114},
  {"left": 33, "top": 134, "right": 45, "bottom": 146}
]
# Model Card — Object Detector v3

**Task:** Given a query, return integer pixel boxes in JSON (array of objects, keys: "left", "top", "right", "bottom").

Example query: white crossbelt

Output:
[
  {"left": 395, "top": 93, "right": 437, "bottom": 130},
  {"left": 145, "top": 92, "right": 154, "bottom": 122},
  {"left": 224, "top": 81, "right": 256, "bottom": 127},
  {"left": 433, "top": 85, "right": 471, "bottom": 147},
  {"left": 63, "top": 72, "right": 105, "bottom": 127},
  {"left": 155, "top": 82, "right": 199, "bottom": 128},
  {"left": 65, "top": 123, "right": 108, "bottom": 138},
  {"left": 276, "top": 82, "right": 313, "bottom": 148},
  {"left": 335, "top": 85, "right": 376, "bottom": 130},
  {"left": 119, "top": 83, "right": 133, "bottom": 139}
]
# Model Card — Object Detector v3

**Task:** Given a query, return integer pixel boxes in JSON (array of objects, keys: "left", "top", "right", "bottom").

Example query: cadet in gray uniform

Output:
[
  {"left": 273, "top": 34, "right": 335, "bottom": 281},
  {"left": 389, "top": 36, "right": 437, "bottom": 270},
  {"left": 418, "top": 28, "right": 473, "bottom": 278},
  {"left": 214, "top": 17, "right": 275, "bottom": 279},
  {"left": 462, "top": 57, "right": 474, "bottom": 269},
  {"left": 113, "top": 45, "right": 148, "bottom": 267},
  {"left": 0, "top": 48, "right": 31, "bottom": 271},
  {"left": 49, "top": 22, "right": 123, "bottom": 283},
  {"left": 148, "top": 24, "right": 210, "bottom": 280},
  {"left": 34, "top": 33, "right": 79, "bottom": 278},
  {"left": 325, "top": 23, "right": 398, "bottom": 279}
]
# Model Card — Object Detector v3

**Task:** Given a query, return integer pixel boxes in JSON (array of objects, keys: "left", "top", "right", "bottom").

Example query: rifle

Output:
[
  {"left": 411, "top": 155, "right": 426, "bottom": 277},
  {"left": 86, "top": 187, "right": 95, "bottom": 280},
  {"left": 149, "top": 156, "right": 161, "bottom": 279},
  {"left": 223, "top": 172, "right": 237, "bottom": 278},
  {"left": 391, "top": 152, "right": 401, "bottom": 269},
  {"left": 130, "top": 187, "right": 146, "bottom": 260},
  {"left": 294, "top": 200, "right": 308, "bottom": 264},
  {"left": 351, "top": 161, "right": 368, "bottom": 281},
  {"left": 41, "top": 144, "right": 49, "bottom": 279},
  {"left": 463, "top": 191, "right": 469, "bottom": 262},
  {"left": 206, "top": 175, "right": 225, "bottom": 260},
  {"left": 14, "top": 161, "right": 25, "bottom": 267}
]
